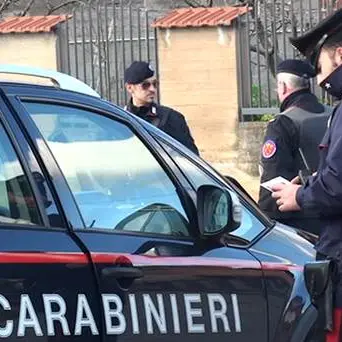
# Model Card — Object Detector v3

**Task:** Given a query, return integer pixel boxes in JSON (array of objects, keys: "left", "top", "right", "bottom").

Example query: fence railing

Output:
[
  {"left": 57, "top": 0, "right": 339, "bottom": 119},
  {"left": 236, "top": 0, "right": 338, "bottom": 120},
  {"left": 58, "top": 0, "right": 159, "bottom": 106}
]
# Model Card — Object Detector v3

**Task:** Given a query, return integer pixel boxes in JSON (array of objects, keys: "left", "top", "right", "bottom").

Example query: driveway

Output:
[{"left": 213, "top": 163, "right": 260, "bottom": 201}]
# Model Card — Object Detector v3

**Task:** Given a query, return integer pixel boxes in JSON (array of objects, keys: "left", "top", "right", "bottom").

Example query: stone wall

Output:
[
  {"left": 236, "top": 121, "right": 267, "bottom": 176},
  {"left": 157, "top": 26, "right": 239, "bottom": 163},
  {"left": 0, "top": 33, "right": 58, "bottom": 70}
]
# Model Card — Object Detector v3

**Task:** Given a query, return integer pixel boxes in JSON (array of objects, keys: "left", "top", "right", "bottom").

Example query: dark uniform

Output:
[
  {"left": 259, "top": 62, "right": 331, "bottom": 234},
  {"left": 126, "top": 100, "right": 199, "bottom": 155},
  {"left": 124, "top": 61, "right": 199, "bottom": 155},
  {"left": 288, "top": 8, "right": 342, "bottom": 340}
]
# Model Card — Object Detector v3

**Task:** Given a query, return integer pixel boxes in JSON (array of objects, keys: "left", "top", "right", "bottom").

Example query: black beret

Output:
[
  {"left": 277, "top": 59, "right": 316, "bottom": 78},
  {"left": 124, "top": 61, "right": 154, "bottom": 84},
  {"left": 289, "top": 8, "right": 342, "bottom": 70}
]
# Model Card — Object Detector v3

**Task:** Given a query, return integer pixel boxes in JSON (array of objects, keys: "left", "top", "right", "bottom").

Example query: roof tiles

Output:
[
  {"left": 152, "top": 6, "right": 250, "bottom": 28},
  {"left": 0, "top": 15, "right": 71, "bottom": 33}
]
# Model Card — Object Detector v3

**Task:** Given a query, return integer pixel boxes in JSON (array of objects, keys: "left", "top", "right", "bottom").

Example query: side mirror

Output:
[{"left": 197, "top": 185, "right": 241, "bottom": 237}]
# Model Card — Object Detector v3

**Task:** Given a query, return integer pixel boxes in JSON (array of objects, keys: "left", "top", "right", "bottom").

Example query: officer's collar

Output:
[
  {"left": 126, "top": 99, "right": 158, "bottom": 118},
  {"left": 319, "top": 64, "right": 342, "bottom": 100},
  {"left": 280, "top": 88, "right": 311, "bottom": 112}
]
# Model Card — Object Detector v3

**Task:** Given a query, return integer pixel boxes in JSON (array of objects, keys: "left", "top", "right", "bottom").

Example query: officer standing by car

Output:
[
  {"left": 258, "top": 59, "right": 331, "bottom": 234},
  {"left": 124, "top": 61, "right": 199, "bottom": 155},
  {"left": 271, "top": 9, "right": 342, "bottom": 341}
]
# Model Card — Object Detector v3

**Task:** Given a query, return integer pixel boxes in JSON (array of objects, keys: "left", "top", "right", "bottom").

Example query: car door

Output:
[
  {"left": 0, "top": 92, "right": 102, "bottom": 342},
  {"left": 14, "top": 92, "right": 268, "bottom": 342}
]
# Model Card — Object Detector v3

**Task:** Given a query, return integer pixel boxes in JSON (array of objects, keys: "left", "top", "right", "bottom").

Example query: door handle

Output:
[{"left": 101, "top": 266, "right": 143, "bottom": 280}]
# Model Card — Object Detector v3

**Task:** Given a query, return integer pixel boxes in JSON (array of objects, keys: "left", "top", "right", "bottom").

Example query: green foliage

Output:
[
  {"left": 258, "top": 114, "right": 275, "bottom": 122},
  {"left": 251, "top": 84, "right": 278, "bottom": 107},
  {"left": 244, "top": 84, "right": 278, "bottom": 122},
  {"left": 251, "top": 84, "right": 262, "bottom": 107}
]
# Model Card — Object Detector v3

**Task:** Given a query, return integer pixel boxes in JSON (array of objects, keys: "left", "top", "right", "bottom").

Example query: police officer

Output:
[
  {"left": 124, "top": 61, "right": 199, "bottom": 155},
  {"left": 272, "top": 9, "right": 342, "bottom": 341},
  {"left": 258, "top": 59, "right": 330, "bottom": 234}
]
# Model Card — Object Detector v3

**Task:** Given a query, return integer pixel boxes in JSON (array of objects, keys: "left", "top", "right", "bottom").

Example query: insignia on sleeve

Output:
[{"left": 262, "top": 140, "right": 277, "bottom": 159}]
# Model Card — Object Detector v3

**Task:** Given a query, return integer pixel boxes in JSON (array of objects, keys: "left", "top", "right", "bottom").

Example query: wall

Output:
[
  {"left": 157, "top": 26, "right": 239, "bottom": 163},
  {"left": 0, "top": 33, "right": 57, "bottom": 70},
  {"left": 236, "top": 121, "right": 267, "bottom": 176}
]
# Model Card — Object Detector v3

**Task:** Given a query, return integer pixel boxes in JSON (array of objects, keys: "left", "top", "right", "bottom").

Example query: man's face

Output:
[
  {"left": 316, "top": 47, "right": 342, "bottom": 85},
  {"left": 126, "top": 76, "right": 158, "bottom": 106},
  {"left": 276, "top": 79, "right": 284, "bottom": 102},
  {"left": 275, "top": 77, "right": 288, "bottom": 103}
]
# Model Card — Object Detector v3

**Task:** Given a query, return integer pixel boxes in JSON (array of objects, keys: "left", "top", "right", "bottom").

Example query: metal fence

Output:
[
  {"left": 58, "top": 0, "right": 339, "bottom": 119},
  {"left": 236, "top": 0, "right": 338, "bottom": 120},
  {"left": 58, "top": 0, "right": 159, "bottom": 106}
]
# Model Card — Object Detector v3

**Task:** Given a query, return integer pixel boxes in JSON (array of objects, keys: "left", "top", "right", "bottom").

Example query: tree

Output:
[
  {"left": 178, "top": 0, "right": 322, "bottom": 78},
  {"left": 44, "top": 0, "right": 88, "bottom": 15},
  {"left": 0, "top": 0, "right": 88, "bottom": 17},
  {"left": 181, "top": 0, "right": 230, "bottom": 6}
]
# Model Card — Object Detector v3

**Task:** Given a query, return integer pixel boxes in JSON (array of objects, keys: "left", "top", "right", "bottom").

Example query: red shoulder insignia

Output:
[{"left": 262, "top": 140, "right": 277, "bottom": 159}]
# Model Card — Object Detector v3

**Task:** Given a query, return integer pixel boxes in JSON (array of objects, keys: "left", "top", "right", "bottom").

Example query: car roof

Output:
[{"left": 0, "top": 64, "right": 100, "bottom": 98}]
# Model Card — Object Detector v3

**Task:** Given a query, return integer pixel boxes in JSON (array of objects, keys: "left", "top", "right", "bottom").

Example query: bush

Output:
[
  {"left": 246, "top": 84, "right": 278, "bottom": 122},
  {"left": 257, "top": 114, "right": 275, "bottom": 122}
]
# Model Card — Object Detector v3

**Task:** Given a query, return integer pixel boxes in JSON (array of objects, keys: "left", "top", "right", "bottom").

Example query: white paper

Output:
[{"left": 261, "top": 176, "right": 291, "bottom": 192}]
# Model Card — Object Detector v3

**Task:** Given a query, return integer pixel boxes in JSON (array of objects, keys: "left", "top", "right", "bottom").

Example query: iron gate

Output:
[
  {"left": 58, "top": 0, "right": 159, "bottom": 106},
  {"left": 236, "top": 0, "right": 338, "bottom": 120}
]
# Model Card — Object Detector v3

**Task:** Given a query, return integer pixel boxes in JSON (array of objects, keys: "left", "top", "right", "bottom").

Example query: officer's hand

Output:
[
  {"left": 271, "top": 183, "right": 301, "bottom": 212},
  {"left": 291, "top": 176, "right": 301, "bottom": 184}
]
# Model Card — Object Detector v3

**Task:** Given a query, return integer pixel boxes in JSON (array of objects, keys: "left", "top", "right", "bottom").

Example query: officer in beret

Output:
[
  {"left": 124, "top": 61, "right": 199, "bottom": 155},
  {"left": 258, "top": 58, "right": 331, "bottom": 234},
  {"left": 271, "top": 9, "right": 342, "bottom": 340}
]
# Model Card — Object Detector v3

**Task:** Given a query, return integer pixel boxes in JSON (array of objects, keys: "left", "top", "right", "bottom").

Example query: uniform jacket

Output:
[
  {"left": 258, "top": 89, "right": 330, "bottom": 234},
  {"left": 126, "top": 100, "right": 199, "bottom": 155},
  {"left": 296, "top": 103, "right": 342, "bottom": 307}
]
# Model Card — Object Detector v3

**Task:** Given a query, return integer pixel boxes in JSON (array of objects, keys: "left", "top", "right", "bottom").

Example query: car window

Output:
[
  {"left": 159, "top": 140, "right": 266, "bottom": 242},
  {"left": 23, "top": 102, "right": 190, "bottom": 237},
  {"left": 0, "top": 123, "right": 42, "bottom": 226}
]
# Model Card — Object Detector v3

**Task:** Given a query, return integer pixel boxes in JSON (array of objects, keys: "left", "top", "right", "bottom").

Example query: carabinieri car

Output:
[{"left": 0, "top": 65, "right": 319, "bottom": 342}]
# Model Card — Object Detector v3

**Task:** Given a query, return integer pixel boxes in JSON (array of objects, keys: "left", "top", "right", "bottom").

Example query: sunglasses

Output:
[{"left": 140, "top": 80, "right": 158, "bottom": 90}]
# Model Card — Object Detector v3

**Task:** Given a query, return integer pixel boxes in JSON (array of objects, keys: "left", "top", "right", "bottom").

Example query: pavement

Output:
[{"left": 212, "top": 162, "right": 260, "bottom": 201}]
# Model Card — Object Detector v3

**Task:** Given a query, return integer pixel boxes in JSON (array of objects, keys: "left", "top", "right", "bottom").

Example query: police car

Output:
[{"left": 0, "top": 65, "right": 318, "bottom": 342}]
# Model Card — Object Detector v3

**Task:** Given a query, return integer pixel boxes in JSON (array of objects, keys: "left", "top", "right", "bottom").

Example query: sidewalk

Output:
[{"left": 212, "top": 162, "right": 260, "bottom": 201}]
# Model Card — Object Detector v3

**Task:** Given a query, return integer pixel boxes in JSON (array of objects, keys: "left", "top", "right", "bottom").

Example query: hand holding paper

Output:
[
  {"left": 261, "top": 176, "right": 291, "bottom": 192},
  {"left": 271, "top": 181, "right": 301, "bottom": 212}
]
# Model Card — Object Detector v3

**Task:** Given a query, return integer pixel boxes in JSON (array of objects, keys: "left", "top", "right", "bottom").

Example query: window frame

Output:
[
  {"left": 154, "top": 132, "right": 273, "bottom": 223},
  {"left": 11, "top": 94, "right": 199, "bottom": 239},
  {"left": 0, "top": 91, "right": 59, "bottom": 229},
  {"left": 154, "top": 134, "right": 275, "bottom": 246}
]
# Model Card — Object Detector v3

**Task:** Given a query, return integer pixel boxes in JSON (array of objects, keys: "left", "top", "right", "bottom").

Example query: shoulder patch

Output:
[{"left": 262, "top": 139, "right": 277, "bottom": 159}]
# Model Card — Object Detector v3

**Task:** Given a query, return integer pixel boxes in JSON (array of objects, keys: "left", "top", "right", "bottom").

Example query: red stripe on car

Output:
[{"left": 0, "top": 252, "right": 303, "bottom": 272}]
